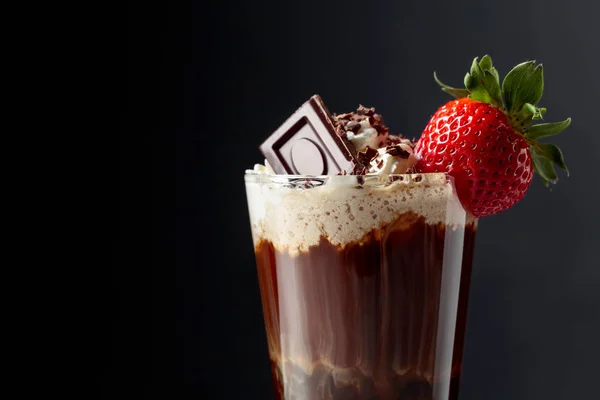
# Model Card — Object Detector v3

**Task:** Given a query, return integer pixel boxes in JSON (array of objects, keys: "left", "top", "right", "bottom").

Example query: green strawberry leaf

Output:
[
  {"left": 530, "top": 145, "right": 558, "bottom": 185},
  {"left": 433, "top": 71, "right": 469, "bottom": 98},
  {"left": 479, "top": 55, "right": 493, "bottom": 71},
  {"left": 468, "top": 83, "right": 492, "bottom": 103},
  {"left": 482, "top": 71, "right": 502, "bottom": 105},
  {"left": 502, "top": 61, "right": 544, "bottom": 116},
  {"left": 536, "top": 143, "right": 569, "bottom": 174},
  {"left": 463, "top": 56, "right": 503, "bottom": 107},
  {"left": 523, "top": 103, "right": 544, "bottom": 120},
  {"left": 479, "top": 55, "right": 502, "bottom": 102},
  {"left": 535, "top": 107, "right": 547, "bottom": 120},
  {"left": 464, "top": 59, "right": 483, "bottom": 95},
  {"left": 479, "top": 55, "right": 500, "bottom": 84},
  {"left": 510, "top": 103, "right": 546, "bottom": 129},
  {"left": 469, "top": 57, "right": 484, "bottom": 81},
  {"left": 525, "top": 118, "right": 572, "bottom": 140}
]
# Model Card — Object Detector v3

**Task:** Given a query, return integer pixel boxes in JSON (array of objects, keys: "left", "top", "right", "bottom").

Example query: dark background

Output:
[{"left": 130, "top": 0, "right": 599, "bottom": 398}]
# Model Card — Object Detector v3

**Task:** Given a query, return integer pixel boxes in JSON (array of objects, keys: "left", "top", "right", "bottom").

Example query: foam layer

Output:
[{"left": 246, "top": 173, "right": 474, "bottom": 254}]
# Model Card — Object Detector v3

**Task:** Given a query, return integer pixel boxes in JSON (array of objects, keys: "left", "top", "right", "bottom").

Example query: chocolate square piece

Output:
[{"left": 259, "top": 95, "right": 358, "bottom": 175}]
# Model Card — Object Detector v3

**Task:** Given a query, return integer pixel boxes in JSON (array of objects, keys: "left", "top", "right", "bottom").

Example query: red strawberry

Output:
[
  {"left": 414, "top": 55, "right": 571, "bottom": 217},
  {"left": 415, "top": 98, "right": 533, "bottom": 216}
]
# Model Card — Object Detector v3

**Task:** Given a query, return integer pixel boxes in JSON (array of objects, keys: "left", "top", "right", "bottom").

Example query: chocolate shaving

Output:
[
  {"left": 387, "top": 134, "right": 416, "bottom": 145},
  {"left": 387, "top": 135, "right": 402, "bottom": 145},
  {"left": 352, "top": 164, "right": 368, "bottom": 175},
  {"left": 386, "top": 144, "right": 411, "bottom": 159},
  {"left": 345, "top": 120, "right": 361, "bottom": 133},
  {"left": 357, "top": 146, "right": 379, "bottom": 165},
  {"left": 356, "top": 105, "right": 375, "bottom": 116},
  {"left": 327, "top": 103, "right": 419, "bottom": 176},
  {"left": 334, "top": 105, "right": 390, "bottom": 138},
  {"left": 335, "top": 112, "right": 353, "bottom": 120}
]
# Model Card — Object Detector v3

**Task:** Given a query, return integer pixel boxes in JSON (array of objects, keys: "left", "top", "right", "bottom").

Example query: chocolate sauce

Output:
[{"left": 254, "top": 215, "right": 476, "bottom": 400}]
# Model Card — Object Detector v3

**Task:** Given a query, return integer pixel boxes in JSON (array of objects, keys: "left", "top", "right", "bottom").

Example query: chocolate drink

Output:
[{"left": 246, "top": 173, "right": 477, "bottom": 400}]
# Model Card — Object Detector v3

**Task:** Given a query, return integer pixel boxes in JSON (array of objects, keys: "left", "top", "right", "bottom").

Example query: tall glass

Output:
[{"left": 245, "top": 172, "right": 477, "bottom": 400}]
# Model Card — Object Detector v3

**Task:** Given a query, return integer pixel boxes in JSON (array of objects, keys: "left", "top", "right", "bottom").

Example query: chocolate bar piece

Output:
[{"left": 259, "top": 95, "right": 359, "bottom": 175}]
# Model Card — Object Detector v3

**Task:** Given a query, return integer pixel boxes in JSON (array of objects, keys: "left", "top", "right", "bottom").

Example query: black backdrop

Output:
[{"left": 127, "top": 0, "right": 600, "bottom": 398}]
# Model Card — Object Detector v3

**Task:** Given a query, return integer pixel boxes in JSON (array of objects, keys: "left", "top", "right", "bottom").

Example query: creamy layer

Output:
[{"left": 245, "top": 173, "right": 473, "bottom": 255}]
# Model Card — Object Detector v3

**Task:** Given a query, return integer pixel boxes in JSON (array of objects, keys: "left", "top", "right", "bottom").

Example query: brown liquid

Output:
[{"left": 254, "top": 213, "right": 476, "bottom": 400}]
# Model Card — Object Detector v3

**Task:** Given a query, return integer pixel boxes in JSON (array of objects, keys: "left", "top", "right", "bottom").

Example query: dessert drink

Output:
[
  {"left": 246, "top": 173, "right": 476, "bottom": 399},
  {"left": 245, "top": 55, "right": 570, "bottom": 399}
]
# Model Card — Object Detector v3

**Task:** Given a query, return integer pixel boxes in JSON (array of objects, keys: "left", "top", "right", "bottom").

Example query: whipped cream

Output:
[
  {"left": 339, "top": 119, "right": 416, "bottom": 175},
  {"left": 248, "top": 159, "right": 275, "bottom": 175},
  {"left": 367, "top": 140, "right": 417, "bottom": 175},
  {"left": 345, "top": 119, "right": 388, "bottom": 152}
]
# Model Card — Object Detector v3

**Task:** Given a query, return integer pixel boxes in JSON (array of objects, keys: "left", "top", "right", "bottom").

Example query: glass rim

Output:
[{"left": 244, "top": 171, "right": 454, "bottom": 186}]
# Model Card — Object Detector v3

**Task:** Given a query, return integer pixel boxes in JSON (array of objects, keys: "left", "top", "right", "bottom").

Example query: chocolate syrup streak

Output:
[{"left": 254, "top": 214, "right": 477, "bottom": 400}]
